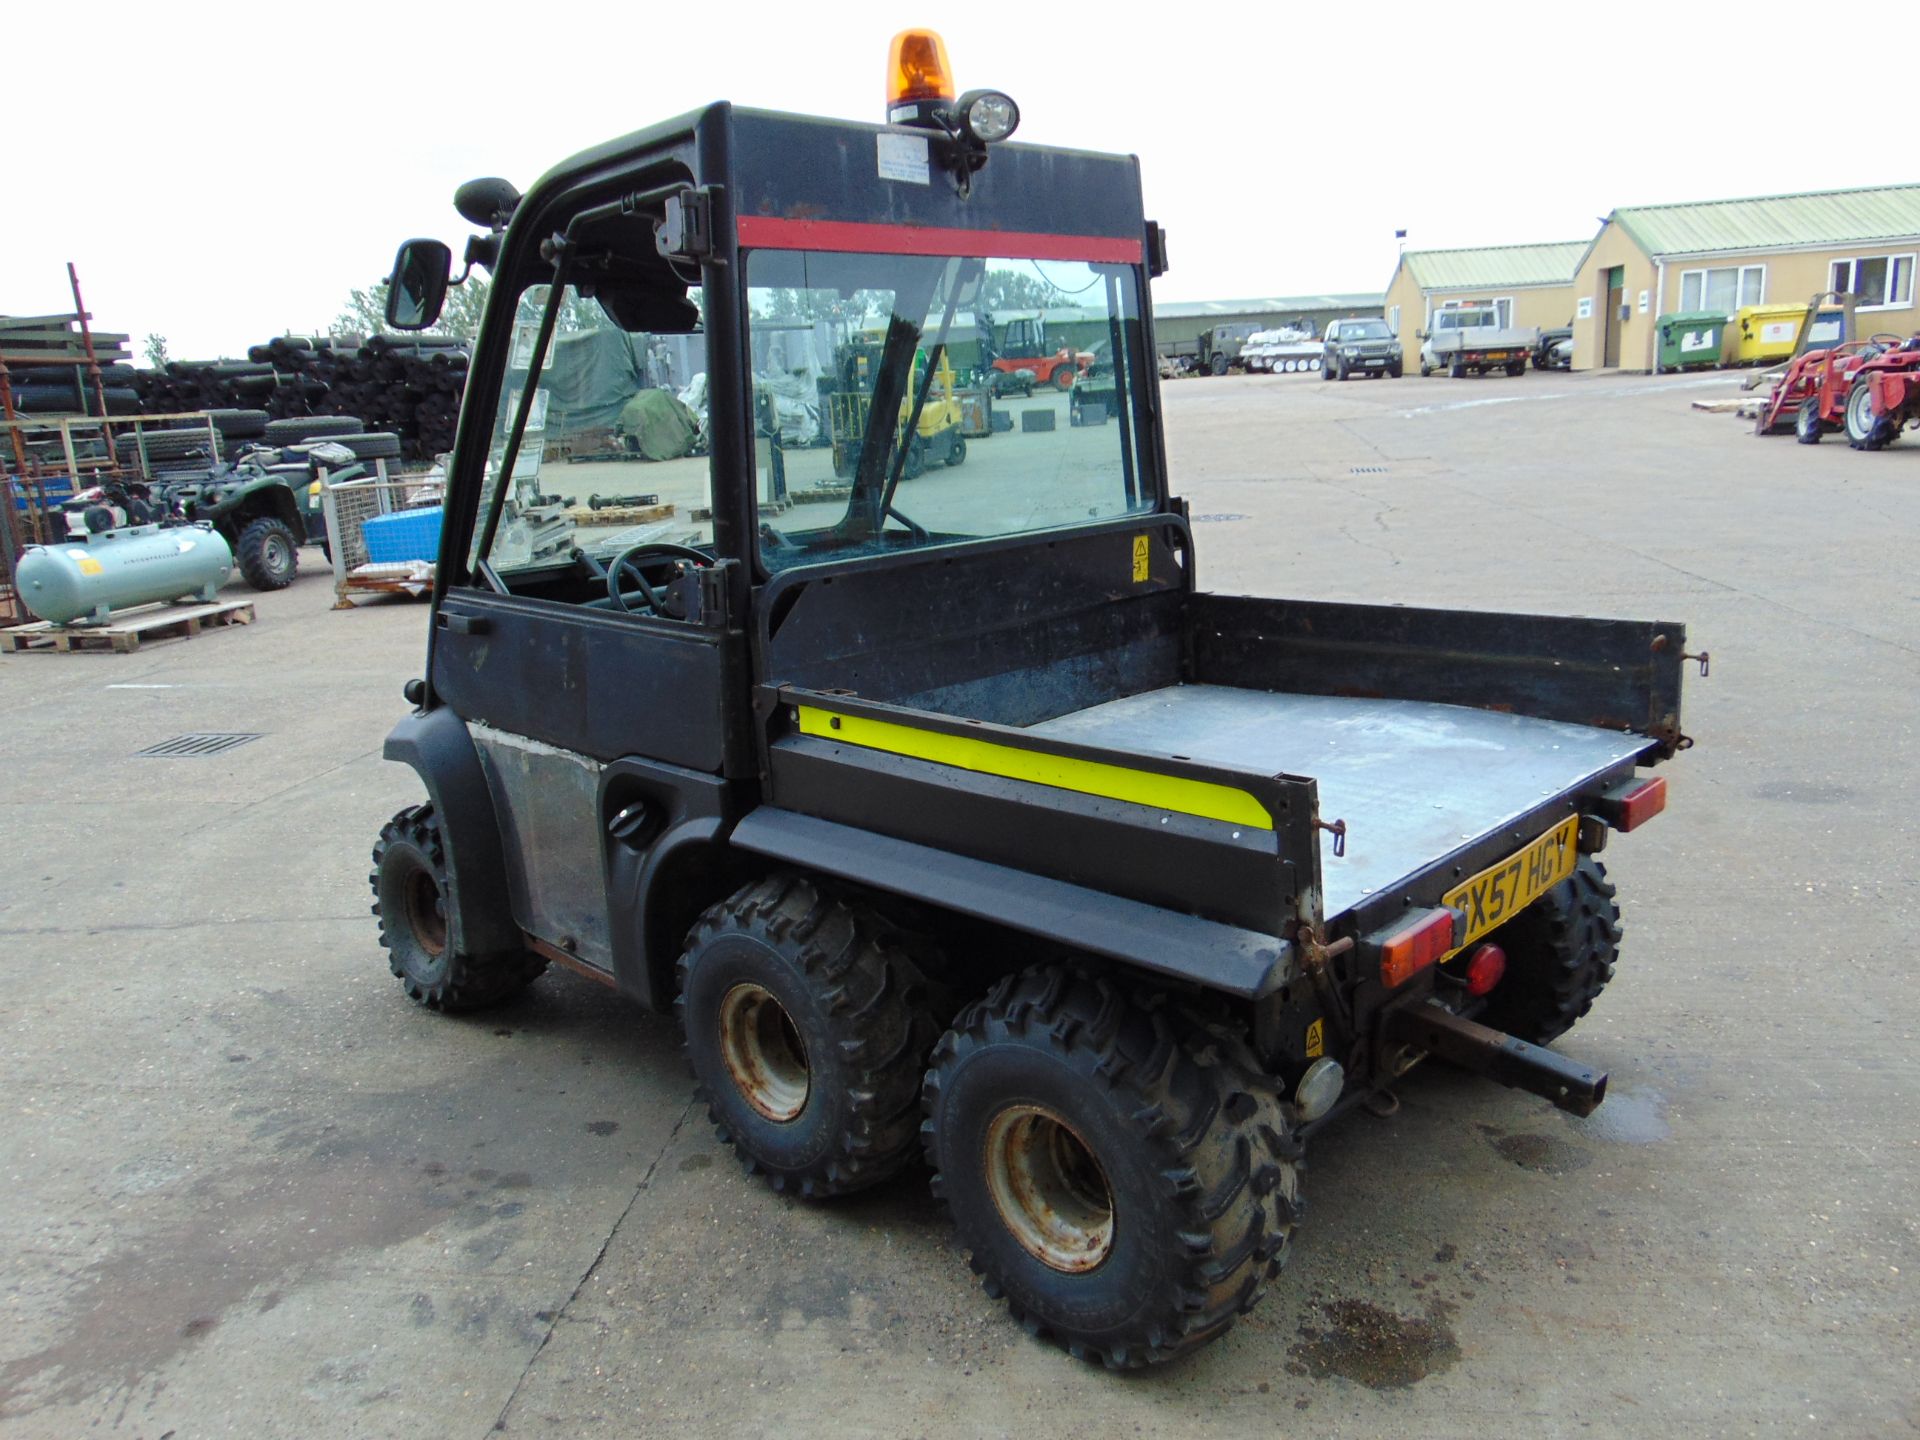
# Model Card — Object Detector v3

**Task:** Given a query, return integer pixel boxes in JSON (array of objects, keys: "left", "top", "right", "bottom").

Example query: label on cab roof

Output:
[{"left": 877, "top": 132, "right": 930, "bottom": 186}]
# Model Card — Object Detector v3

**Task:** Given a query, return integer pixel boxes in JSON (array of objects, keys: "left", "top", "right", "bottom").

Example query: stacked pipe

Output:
[
  {"left": 131, "top": 334, "right": 469, "bottom": 462},
  {"left": 0, "top": 314, "right": 138, "bottom": 415}
]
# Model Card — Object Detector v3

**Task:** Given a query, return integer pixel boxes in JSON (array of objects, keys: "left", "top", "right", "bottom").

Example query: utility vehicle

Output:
[
  {"left": 1418, "top": 303, "right": 1535, "bottom": 377},
  {"left": 369, "top": 30, "right": 1697, "bottom": 1369}
]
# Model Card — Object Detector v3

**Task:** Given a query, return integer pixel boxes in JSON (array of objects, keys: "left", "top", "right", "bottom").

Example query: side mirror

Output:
[{"left": 385, "top": 239, "right": 453, "bottom": 330}]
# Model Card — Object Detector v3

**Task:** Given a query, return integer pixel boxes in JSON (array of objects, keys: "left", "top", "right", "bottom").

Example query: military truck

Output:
[{"left": 368, "top": 30, "right": 1697, "bottom": 1369}]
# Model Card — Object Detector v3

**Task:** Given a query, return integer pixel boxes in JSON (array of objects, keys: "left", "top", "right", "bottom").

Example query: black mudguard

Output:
[{"left": 381, "top": 707, "right": 522, "bottom": 955}]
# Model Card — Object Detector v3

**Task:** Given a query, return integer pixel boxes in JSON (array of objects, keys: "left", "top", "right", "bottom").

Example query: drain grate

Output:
[
  {"left": 136, "top": 732, "right": 262, "bottom": 758},
  {"left": 1350, "top": 465, "right": 1389, "bottom": 475}
]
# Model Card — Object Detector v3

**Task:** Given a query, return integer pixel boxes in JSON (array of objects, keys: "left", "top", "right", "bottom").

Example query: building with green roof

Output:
[
  {"left": 1382, "top": 241, "right": 1586, "bottom": 362},
  {"left": 1570, "top": 183, "right": 1920, "bottom": 371}
]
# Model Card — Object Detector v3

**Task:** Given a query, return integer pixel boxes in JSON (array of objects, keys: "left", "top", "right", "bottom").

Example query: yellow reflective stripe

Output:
[{"left": 796, "top": 706, "right": 1273, "bottom": 831}]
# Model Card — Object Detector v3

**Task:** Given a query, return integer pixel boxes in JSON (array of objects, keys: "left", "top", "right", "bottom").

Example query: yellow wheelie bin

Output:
[{"left": 1733, "top": 303, "right": 1807, "bottom": 366}]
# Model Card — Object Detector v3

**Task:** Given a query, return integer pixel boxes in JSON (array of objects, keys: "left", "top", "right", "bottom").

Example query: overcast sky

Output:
[{"left": 5, "top": 0, "right": 1901, "bottom": 361}]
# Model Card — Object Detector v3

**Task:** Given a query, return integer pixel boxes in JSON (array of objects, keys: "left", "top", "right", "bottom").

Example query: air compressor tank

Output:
[{"left": 14, "top": 524, "right": 235, "bottom": 626}]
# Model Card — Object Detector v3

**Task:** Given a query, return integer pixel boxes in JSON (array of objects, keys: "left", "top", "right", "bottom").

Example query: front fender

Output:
[{"left": 382, "top": 707, "right": 521, "bottom": 955}]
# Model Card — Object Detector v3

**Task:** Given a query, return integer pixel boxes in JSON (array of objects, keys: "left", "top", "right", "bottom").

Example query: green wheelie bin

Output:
[{"left": 1655, "top": 311, "right": 1729, "bottom": 373}]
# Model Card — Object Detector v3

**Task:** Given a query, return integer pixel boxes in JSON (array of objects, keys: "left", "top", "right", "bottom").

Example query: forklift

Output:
[
  {"left": 826, "top": 334, "right": 967, "bottom": 478},
  {"left": 370, "top": 27, "right": 1698, "bottom": 1369}
]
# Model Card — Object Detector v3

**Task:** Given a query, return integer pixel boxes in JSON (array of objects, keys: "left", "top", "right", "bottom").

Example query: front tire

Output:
[
  {"left": 677, "top": 875, "right": 941, "bottom": 1198},
  {"left": 371, "top": 804, "right": 546, "bottom": 1011},
  {"left": 235, "top": 515, "right": 299, "bottom": 590},
  {"left": 1796, "top": 398, "right": 1824, "bottom": 444},
  {"left": 1479, "top": 856, "right": 1621, "bottom": 1045},
  {"left": 923, "top": 965, "right": 1301, "bottom": 1369}
]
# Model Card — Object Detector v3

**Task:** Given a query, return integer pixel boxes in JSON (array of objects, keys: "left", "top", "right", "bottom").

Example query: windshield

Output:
[
  {"left": 1342, "top": 320, "right": 1391, "bottom": 340},
  {"left": 745, "top": 249, "right": 1153, "bottom": 571},
  {"left": 471, "top": 282, "right": 712, "bottom": 578}
]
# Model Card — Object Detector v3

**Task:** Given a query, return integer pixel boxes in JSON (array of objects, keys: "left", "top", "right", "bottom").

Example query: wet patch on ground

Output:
[
  {"left": 1490, "top": 1132, "right": 1591, "bottom": 1173},
  {"left": 0, "top": 1103, "right": 535, "bottom": 1420},
  {"left": 1287, "top": 1297, "right": 1461, "bottom": 1388},
  {"left": 1571, "top": 1086, "right": 1671, "bottom": 1145},
  {"left": 1751, "top": 781, "right": 1858, "bottom": 804}
]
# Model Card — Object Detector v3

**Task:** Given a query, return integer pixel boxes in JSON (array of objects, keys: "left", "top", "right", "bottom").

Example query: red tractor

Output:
[
  {"left": 1845, "top": 337, "right": 1920, "bottom": 450},
  {"left": 988, "top": 315, "right": 1093, "bottom": 390},
  {"left": 1756, "top": 332, "right": 1920, "bottom": 448}
]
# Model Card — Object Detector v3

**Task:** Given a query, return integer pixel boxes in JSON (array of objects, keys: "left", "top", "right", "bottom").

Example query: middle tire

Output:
[
  {"left": 677, "top": 874, "right": 941, "bottom": 1198},
  {"left": 923, "top": 965, "right": 1301, "bottom": 1369}
]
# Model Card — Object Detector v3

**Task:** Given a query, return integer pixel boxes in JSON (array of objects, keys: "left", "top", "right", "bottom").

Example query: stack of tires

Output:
[{"left": 131, "top": 335, "right": 469, "bottom": 462}]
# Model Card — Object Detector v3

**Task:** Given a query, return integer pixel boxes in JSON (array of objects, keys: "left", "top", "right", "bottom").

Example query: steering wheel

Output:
[{"left": 607, "top": 541, "right": 714, "bottom": 615}]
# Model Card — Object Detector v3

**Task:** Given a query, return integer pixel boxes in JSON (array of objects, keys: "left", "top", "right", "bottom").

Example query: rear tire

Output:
[
  {"left": 1448, "top": 358, "right": 1466, "bottom": 379},
  {"left": 1053, "top": 366, "right": 1076, "bottom": 391},
  {"left": 1478, "top": 856, "right": 1621, "bottom": 1045},
  {"left": 923, "top": 965, "right": 1301, "bottom": 1369},
  {"left": 371, "top": 804, "right": 546, "bottom": 1011},
  {"left": 945, "top": 434, "right": 967, "bottom": 467},
  {"left": 677, "top": 874, "right": 942, "bottom": 1198},
  {"left": 235, "top": 515, "right": 298, "bottom": 590},
  {"left": 1506, "top": 360, "right": 1526, "bottom": 377},
  {"left": 1846, "top": 380, "right": 1891, "bottom": 450}
]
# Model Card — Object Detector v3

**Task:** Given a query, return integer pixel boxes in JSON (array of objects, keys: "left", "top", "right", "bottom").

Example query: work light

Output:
[{"left": 959, "top": 90, "right": 1019, "bottom": 144}]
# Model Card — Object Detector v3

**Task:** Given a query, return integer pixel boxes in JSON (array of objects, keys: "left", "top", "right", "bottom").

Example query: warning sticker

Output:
[
  {"left": 1305, "top": 1018, "right": 1324, "bottom": 1059},
  {"left": 877, "top": 132, "right": 929, "bottom": 186},
  {"left": 1131, "top": 534, "right": 1150, "bottom": 583}
]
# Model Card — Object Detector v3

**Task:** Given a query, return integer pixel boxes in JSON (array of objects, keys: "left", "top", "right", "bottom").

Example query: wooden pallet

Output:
[
  {"left": 565, "top": 502, "right": 675, "bottom": 527},
  {"left": 0, "top": 598, "right": 254, "bottom": 654}
]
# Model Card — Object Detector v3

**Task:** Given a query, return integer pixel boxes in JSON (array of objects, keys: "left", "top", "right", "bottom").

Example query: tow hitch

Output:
[{"left": 1382, "top": 1002, "right": 1608, "bottom": 1117}]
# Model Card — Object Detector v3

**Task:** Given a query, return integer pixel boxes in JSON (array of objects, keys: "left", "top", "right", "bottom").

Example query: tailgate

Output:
[{"left": 1187, "top": 594, "right": 1691, "bottom": 757}]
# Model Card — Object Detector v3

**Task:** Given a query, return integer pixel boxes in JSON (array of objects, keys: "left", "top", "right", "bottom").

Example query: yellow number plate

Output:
[{"left": 1442, "top": 816, "right": 1579, "bottom": 956}]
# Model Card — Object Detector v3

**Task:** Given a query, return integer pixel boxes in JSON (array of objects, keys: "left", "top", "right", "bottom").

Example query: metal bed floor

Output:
[{"left": 1027, "top": 684, "right": 1652, "bottom": 920}]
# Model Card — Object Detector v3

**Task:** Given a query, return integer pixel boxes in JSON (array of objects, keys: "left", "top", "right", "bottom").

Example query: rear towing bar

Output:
[{"left": 1382, "top": 1001, "right": 1608, "bottom": 1117}]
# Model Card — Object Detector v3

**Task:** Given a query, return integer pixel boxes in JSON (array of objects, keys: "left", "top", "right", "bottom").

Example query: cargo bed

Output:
[{"left": 1028, "top": 684, "right": 1653, "bottom": 920}]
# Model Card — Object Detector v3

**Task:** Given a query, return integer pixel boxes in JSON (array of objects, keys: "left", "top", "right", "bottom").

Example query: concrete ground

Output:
[{"left": 1, "top": 367, "right": 1914, "bottom": 1438}]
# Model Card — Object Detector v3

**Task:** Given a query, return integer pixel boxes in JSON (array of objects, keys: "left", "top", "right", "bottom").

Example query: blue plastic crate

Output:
[{"left": 361, "top": 506, "right": 443, "bottom": 563}]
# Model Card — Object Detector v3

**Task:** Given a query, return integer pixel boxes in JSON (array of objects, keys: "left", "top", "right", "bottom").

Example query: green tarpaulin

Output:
[{"left": 617, "top": 388, "right": 700, "bottom": 461}]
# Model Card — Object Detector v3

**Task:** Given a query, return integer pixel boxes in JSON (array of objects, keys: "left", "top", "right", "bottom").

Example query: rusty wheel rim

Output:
[
  {"left": 983, "top": 1104, "right": 1115, "bottom": 1273},
  {"left": 717, "top": 983, "right": 809, "bottom": 1123},
  {"left": 403, "top": 864, "right": 447, "bottom": 957}
]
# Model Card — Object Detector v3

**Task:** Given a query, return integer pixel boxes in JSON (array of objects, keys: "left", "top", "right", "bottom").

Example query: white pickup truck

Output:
[{"left": 1418, "top": 305, "right": 1538, "bottom": 378}]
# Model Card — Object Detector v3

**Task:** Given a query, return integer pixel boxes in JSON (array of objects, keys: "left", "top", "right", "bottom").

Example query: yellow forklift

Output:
[{"left": 828, "top": 335, "right": 966, "bottom": 478}]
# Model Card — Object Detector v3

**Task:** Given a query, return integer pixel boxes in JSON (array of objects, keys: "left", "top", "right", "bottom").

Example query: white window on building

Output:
[
  {"left": 1388, "top": 304, "right": 1401, "bottom": 333},
  {"left": 1830, "top": 254, "right": 1915, "bottom": 310},
  {"left": 1678, "top": 265, "right": 1765, "bottom": 315},
  {"left": 1492, "top": 297, "right": 1513, "bottom": 328}
]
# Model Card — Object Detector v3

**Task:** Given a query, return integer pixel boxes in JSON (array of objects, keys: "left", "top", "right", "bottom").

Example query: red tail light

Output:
[
  {"left": 1606, "top": 775, "right": 1667, "bottom": 832},
  {"left": 1464, "top": 943, "right": 1506, "bottom": 996}
]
